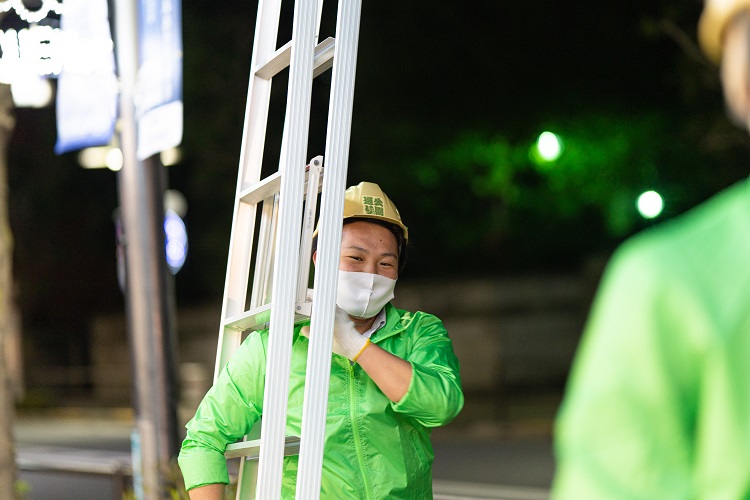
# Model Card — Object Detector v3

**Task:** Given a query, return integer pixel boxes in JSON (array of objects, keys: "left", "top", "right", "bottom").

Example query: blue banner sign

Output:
[
  {"left": 135, "top": 0, "right": 183, "bottom": 160},
  {"left": 54, "top": 0, "right": 118, "bottom": 154}
]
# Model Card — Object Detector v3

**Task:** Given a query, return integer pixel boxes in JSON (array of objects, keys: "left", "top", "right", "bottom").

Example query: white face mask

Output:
[{"left": 336, "top": 270, "right": 396, "bottom": 318}]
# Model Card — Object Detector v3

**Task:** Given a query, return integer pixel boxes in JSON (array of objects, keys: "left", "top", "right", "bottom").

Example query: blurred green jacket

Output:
[
  {"left": 179, "top": 302, "right": 463, "bottom": 498},
  {"left": 553, "top": 178, "right": 750, "bottom": 499}
]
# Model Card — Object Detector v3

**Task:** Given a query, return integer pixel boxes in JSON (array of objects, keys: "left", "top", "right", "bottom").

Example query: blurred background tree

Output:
[{"left": 163, "top": 0, "right": 750, "bottom": 292}]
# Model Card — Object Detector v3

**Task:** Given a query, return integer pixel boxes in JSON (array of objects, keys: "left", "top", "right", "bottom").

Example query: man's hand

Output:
[
  {"left": 301, "top": 307, "right": 412, "bottom": 402},
  {"left": 300, "top": 307, "right": 370, "bottom": 361},
  {"left": 721, "top": 11, "right": 750, "bottom": 128},
  {"left": 332, "top": 307, "right": 371, "bottom": 361}
]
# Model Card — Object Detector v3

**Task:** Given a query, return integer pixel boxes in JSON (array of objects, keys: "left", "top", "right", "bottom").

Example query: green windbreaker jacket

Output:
[
  {"left": 553, "top": 179, "right": 750, "bottom": 499},
  {"left": 178, "top": 303, "right": 464, "bottom": 498}
]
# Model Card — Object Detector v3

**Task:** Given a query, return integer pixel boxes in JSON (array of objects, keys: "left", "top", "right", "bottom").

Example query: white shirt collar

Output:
[{"left": 362, "top": 308, "right": 387, "bottom": 339}]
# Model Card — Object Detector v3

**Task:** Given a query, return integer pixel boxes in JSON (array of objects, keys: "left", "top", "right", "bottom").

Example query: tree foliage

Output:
[
  {"left": 375, "top": 104, "right": 750, "bottom": 278},
  {"left": 339, "top": 3, "right": 750, "bottom": 278}
]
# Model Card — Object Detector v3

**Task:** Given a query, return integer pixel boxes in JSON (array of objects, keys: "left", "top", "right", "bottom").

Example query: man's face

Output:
[{"left": 338, "top": 220, "right": 399, "bottom": 280}]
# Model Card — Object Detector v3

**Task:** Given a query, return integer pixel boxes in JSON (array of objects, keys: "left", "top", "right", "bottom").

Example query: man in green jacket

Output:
[
  {"left": 553, "top": 2, "right": 750, "bottom": 498},
  {"left": 179, "top": 182, "right": 464, "bottom": 499}
]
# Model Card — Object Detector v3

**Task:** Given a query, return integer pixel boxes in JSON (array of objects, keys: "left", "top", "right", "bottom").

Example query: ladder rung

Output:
[
  {"left": 239, "top": 172, "right": 282, "bottom": 206},
  {"left": 224, "top": 304, "right": 272, "bottom": 333},
  {"left": 254, "top": 37, "right": 336, "bottom": 80},
  {"left": 312, "top": 38, "right": 336, "bottom": 78},
  {"left": 224, "top": 435, "right": 301, "bottom": 460},
  {"left": 239, "top": 167, "right": 324, "bottom": 207},
  {"left": 223, "top": 303, "right": 312, "bottom": 333}
]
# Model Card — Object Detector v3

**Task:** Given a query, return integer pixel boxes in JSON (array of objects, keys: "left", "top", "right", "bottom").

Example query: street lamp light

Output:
[
  {"left": 530, "top": 130, "right": 564, "bottom": 167},
  {"left": 637, "top": 190, "right": 664, "bottom": 219},
  {"left": 78, "top": 145, "right": 181, "bottom": 171},
  {"left": 536, "top": 131, "right": 563, "bottom": 161},
  {"left": 10, "top": 74, "right": 53, "bottom": 108}
]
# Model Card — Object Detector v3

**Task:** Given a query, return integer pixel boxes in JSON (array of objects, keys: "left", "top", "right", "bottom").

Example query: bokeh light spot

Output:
[
  {"left": 164, "top": 210, "right": 187, "bottom": 273},
  {"left": 637, "top": 190, "right": 663, "bottom": 219},
  {"left": 536, "top": 131, "right": 563, "bottom": 162}
]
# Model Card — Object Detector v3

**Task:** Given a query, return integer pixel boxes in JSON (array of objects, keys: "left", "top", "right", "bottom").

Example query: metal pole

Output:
[{"left": 113, "top": 0, "right": 179, "bottom": 498}]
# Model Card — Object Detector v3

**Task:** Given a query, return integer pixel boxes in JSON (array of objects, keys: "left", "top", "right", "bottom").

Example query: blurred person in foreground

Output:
[
  {"left": 553, "top": 2, "right": 750, "bottom": 498},
  {"left": 178, "top": 182, "right": 464, "bottom": 499}
]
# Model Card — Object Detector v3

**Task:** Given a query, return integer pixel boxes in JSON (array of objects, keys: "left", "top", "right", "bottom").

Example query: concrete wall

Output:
[
  {"left": 394, "top": 275, "right": 593, "bottom": 391},
  {"left": 89, "top": 304, "right": 221, "bottom": 422},
  {"left": 83, "top": 273, "right": 597, "bottom": 413}
]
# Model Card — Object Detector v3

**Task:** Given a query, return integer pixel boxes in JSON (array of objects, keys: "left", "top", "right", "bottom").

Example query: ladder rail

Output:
[
  {"left": 239, "top": 0, "right": 284, "bottom": 195},
  {"left": 295, "top": 0, "right": 363, "bottom": 494},
  {"left": 296, "top": 157, "right": 324, "bottom": 304},
  {"left": 249, "top": 194, "right": 278, "bottom": 309},
  {"left": 214, "top": 0, "right": 283, "bottom": 382},
  {"left": 315, "top": 0, "right": 324, "bottom": 43},
  {"left": 255, "top": 0, "right": 319, "bottom": 496}
]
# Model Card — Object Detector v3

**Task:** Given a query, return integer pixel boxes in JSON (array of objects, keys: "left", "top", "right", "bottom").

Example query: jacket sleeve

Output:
[
  {"left": 391, "top": 313, "right": 464, "bottom": 427},
  {"left": 178, "top": 331, "right": 267, "bottom": 491},
  {"left": 699, "top": 0, "right": 750, "bottom": 62},
  {"left": 552, "top": 240, "right": 702, "bottom": 499}
]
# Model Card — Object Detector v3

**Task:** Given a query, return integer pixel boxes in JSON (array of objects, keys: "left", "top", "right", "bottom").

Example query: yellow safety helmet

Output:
[
  {"left": 342, "top": 181, "right": 408, "bottom": 242},
  {"left": 313, "top": 181, "right": 409, "bottom": 272},
  {"left": 698, "top": 0, "right": 750, "bottom": 63}
]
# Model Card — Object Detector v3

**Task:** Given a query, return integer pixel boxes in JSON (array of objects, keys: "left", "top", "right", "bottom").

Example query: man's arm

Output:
[
  {"left": 304, "top": 308, "right": 413, "bottom": 402},
  {"left": 355, "top": 344, "right": 412, "bottom": 402},
  {"left": 178, "top": 331, "right": 267, "bottom": 492},
  {"left": 369, "top": 312, "right": 464, "bottom": 426},
  {"left": 552, "top": 242, "right": 699, "bottom": 498},
  {"left": 188, "top": 483, "right": 224, "bottom": 500},
  {"left": 304, "top": 307, "right": 462, "bottom": 420}
]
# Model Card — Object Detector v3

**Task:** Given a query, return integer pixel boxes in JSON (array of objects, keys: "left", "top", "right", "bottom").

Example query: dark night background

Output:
[{"left": 7, "top": 0, "right": 750, "bottom": 404}]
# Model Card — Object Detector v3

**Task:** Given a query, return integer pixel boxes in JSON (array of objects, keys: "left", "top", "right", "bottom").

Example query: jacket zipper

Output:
[{"left": 348, "top": 362, "right": 372, "bottom": 499}]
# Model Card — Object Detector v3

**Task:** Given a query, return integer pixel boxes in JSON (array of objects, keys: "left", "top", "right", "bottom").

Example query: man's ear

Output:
[{"left": 312, "top": 251, "right": 317, "bottom": 266}]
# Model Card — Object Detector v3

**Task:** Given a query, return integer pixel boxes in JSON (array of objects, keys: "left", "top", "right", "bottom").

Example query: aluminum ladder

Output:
[{"left": 214, "top": 0, "right": 363, "bottom": 498}]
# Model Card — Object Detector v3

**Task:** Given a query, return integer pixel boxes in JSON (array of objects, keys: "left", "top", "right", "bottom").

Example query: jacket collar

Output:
[{"left": 371, "top": 303, "right": 412, "bottom": 342}]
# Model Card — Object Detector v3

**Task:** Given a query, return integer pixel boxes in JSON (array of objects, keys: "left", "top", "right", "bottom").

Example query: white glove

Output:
[
  {"left": 299, "top": 306, "right": 370, "bottom": 362},
  {"left": 332, "top": 306, "right": 370, "bottom": 361}
]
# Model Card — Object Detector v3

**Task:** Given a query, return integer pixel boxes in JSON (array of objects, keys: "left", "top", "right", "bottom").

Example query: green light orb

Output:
[
  {"left": 536, "top": 131, "right": 563, "bottom": 162},
  {"left": 637, "top": 190, "right": 664, "bottom": 219}
]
